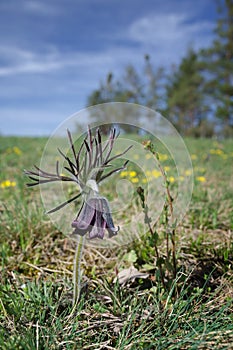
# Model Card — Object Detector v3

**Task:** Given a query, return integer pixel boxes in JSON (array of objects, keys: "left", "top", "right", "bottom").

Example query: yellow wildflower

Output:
[
  {"left": 13, "top": 146, "right": 22, "bottom": 155},
  {"left": 196, "top": 176, "right": 206, "bottom": 182},
  {"left": 191, "top": 154, "right": 197, "bottom": 160},
  {"left": 194, "top": 167, "right": 206, "bottom": 173},
  {"left": 0, "top": 180, "right": 16, "bottom": 188},
  {"left": 129, "top": 171, "right": 137, "bottom": 177},
  {"left": 131, "top": 177, "right": 139, "bottom": 183},
  {"left": 152, "top": 169, "right": 161, "bottom": 178},
  {"left": 210, "top": 149, "right": 224, "bottom": 155},
  {"left": 168, "top": 176, "right": 175, "bottom": 183},
  {"left": 164, "top": 166, "right": 170, "bottom": 172},
  {"left": 120, "top": 171, "right": 128, "bottom": 177},
  {"left": 1, "top": 180, "right": 10, "bottom": 188},
  {"left": 158, "top": 153, "right": 168, "bottom": 161}
]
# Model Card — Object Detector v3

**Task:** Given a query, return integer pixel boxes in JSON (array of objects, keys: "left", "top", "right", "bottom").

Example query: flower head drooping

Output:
[
  {"left": 72, "top": 196, "right": 119, "bottom": 239},
  {"left": 25, "top": 126, "right": 132, "bottom": 238}
]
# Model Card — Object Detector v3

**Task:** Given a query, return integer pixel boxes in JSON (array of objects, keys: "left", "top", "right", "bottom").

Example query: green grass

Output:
[{"left": 0, "top": 135, "right": 233, "bottom": 349}]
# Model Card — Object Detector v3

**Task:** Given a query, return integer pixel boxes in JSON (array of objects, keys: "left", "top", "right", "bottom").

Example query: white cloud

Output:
[
  {"left": 0, "top": 46, "right": 65, "bottom": 76},
  {"left": 0, "top": 0, "right": 61, "bottom": 16},
  {"left": 129, "top": 13, "right": 186, "bottom": 42},
  {"left": 22, "top": 0, "right": 60, "bottom": 15},
  {"left": 128, "top": 12, "right": 214, "bottom": 63},
  {"left": 0, "top": 44, "right": 142, "bottom": 78}
]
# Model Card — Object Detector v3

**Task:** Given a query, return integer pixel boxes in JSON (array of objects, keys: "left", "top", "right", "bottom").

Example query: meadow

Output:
[{"left": 0, "top": 134, "right": 233, "bottom": 349}]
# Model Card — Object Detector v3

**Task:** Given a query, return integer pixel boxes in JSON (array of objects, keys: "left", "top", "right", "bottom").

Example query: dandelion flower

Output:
[
  {"left": 196, "top": 176, "right": 206, "bottom": 182},
  {"left": 152, "top": 169, "right": 161, "bottom": 178},
  {"left": 0, "top": 180, "right": 16, "bottom": 188},
  {"left": 168, "top": 176, "right": 175, "bottom": 183},
  {"left": 194, "top": 167, "right": 206, "bottom": 173},
  {"left": 129, "top": 171, "right": 137, "bottom": 177},
  {"left": 158, "top": 153, "right": 168, "bottom": 161},
  {"left": 210, "top": 149, "right": 224, "bottom": 155},
  {"left": 120, "top": 171, "right": 128, "bottom": 177},
  {"left": 13, "top": 146, "right": 22, "bottom": 155}
]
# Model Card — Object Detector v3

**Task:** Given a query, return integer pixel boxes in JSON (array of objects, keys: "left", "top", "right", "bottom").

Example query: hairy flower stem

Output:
[{"left": 73, "top": 235, "right": 85, "bottom": 306}]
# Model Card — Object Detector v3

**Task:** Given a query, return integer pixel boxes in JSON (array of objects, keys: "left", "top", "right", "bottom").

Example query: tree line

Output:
[{"left": 87, "top": 0, "right": 233, "bottom": 137}]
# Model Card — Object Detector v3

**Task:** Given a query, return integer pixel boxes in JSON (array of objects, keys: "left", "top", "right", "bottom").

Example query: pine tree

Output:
[
  {"left": 201, "top": 0, "right": 233, "bottom": 135},
  {"left": 165, "top": 49, "right": 207, "bottom": 135},
  {"left": 87, "top": 56, "right": 164, "bottom": 109},
  {"left": 86, "top": 56, "right": 164, "bottom": 132}
]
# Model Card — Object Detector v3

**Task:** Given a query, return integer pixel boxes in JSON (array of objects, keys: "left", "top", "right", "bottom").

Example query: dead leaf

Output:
[{"left": 114, "top": 266, "right": 149, "bottom": 285}]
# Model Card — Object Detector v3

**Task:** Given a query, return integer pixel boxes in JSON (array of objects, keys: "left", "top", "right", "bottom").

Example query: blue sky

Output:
[{"left": 0, "top": 0, "right": 218, "bottom": 136}]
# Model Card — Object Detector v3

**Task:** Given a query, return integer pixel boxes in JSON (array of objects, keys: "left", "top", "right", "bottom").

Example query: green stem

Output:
[{"left": 73, "top": 235, "right": 85, "bottom": 307}]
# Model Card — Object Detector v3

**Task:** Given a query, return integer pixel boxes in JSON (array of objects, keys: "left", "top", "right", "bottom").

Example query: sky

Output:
[{"left": 0, "top": 0, "right": 219, "bottom": 136}]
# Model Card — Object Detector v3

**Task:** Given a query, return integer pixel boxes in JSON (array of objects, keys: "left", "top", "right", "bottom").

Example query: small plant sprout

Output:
[
  {"left": 25, "top": 126, "right": 132, "bottom": 307},
  {"left": 137, "top": 140, "right": 177, "bottom": 290}
]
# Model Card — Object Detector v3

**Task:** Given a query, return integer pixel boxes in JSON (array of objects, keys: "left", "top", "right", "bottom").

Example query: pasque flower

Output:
[
  {"left": 72, "top": 196, "right": 119, "bottom": 239},
  {"left": 25, "top": 126, "right": 131, "bottom": 237},
  {"left": 25, "top": 126, "right": 131, "bottom": 306}
]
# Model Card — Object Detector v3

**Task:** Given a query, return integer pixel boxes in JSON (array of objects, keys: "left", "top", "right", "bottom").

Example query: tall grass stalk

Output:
[{"left": 138, "top": 140, "right": 177, "bottom": 287}]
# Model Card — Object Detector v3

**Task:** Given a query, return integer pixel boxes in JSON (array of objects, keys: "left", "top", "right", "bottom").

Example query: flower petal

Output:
[
  {"left": 107, "top": 225, "right": 120, "bottom": 238},
  {"left": 72, "top": 200, "right": 95, "bottom": 232},
  {"left": 89, "top": 199, "right": 105, "bottom": 239},
  {"left": 72, "top": 196, "right": 119, "bottom": 239},
  {"left": 101, "top": 197, "right": 119, "bottom": 238},
  {"left": 89, "top": 220, "right": 106, "bottom": 239}
]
